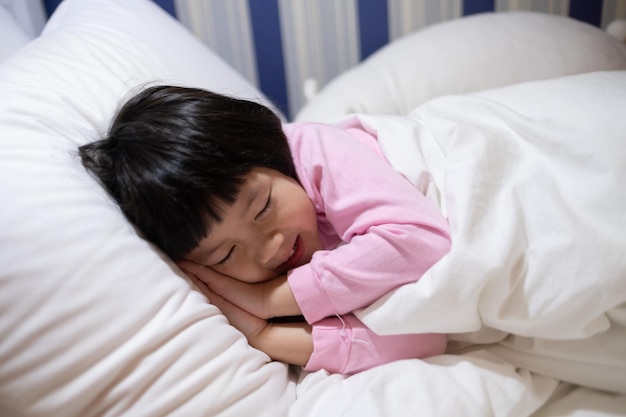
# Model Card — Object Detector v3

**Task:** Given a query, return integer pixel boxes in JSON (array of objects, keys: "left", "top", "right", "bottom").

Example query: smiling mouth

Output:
[{"left": 280, "top": 235, "right": 303, "bottom": 271}]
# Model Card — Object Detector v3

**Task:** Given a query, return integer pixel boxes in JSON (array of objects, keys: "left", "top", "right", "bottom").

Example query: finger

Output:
[
  {"left": 207, "top": 287, "right": 268, "bottom": 340},
  {"left": 185, "top": 269, "right": 271, "bottom": 344},
  {"left": 190, "top": 277, "right": 248, "bottom": 324},
  {"left": 186, "top": 274, "right": 239, "bottom": 324},
  {"left": 177, "top": 260, "right": 233, "bottom": 293},
  {"left": 177, "top": 260, "right": 215, "bottom": 280},
  {"left": 178, "top": 261, "right": 271, "bottom": 319},
  {"left": 184, "top": 273, "right": 211, "bottom": 299},
  {"left": 179, "top": 262, "right": 266, "bottom": 314}
]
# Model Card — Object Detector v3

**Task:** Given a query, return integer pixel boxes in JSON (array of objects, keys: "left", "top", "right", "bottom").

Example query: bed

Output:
[{"left": 1, "top": 1, "right": 625, "bottom": 416}]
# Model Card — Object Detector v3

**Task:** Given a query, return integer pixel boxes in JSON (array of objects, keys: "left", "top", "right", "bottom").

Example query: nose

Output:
[{"left": 255, "top": 230, "right": 285, "bottom": 267}]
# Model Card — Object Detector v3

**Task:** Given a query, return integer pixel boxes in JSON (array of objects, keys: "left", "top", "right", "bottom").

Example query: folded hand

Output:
[
  {"left": 177, "top": 260, "right": 302, "bottom": 319},
  {"left": 179, "top": 261, "right": 313, "bottom": 366}
]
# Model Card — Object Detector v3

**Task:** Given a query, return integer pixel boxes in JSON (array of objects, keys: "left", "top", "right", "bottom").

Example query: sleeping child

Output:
[{"left": 78, "top": 85, "right": 451, "bottom": 374}]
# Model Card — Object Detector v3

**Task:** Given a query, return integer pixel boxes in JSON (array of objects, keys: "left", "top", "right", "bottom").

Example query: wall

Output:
[
  {"left": 2, "top": 0, "right": 47, "bottom": 37},
  {"left": 43, "top": 0, "right": 626, "bottom": 120}
]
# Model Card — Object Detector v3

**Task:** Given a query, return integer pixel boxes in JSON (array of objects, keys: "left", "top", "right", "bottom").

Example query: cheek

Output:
[
  {"left": 302, "top": 197, "right": 319, "bottom": 231},
  {"left": 297, "top": 196, "right": 323, "bottom": 252},
  {"left": 223, "top": 262, "right": 280, "bottom": 283}
]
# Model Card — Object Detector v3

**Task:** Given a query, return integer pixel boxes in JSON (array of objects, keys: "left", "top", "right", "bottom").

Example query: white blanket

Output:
[{"left": 291, "top": 71, "right": 626, "bottom": 417}]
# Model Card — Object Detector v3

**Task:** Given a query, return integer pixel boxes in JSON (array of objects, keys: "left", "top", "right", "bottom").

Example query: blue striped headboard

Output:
[{"left": 44, "top": 0, "right": 624, "bottom": 120}]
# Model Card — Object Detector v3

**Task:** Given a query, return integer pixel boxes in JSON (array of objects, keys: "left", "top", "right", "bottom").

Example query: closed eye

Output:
[
  {"left": 216, "top": 246, "right": 235, "bottom": 267},
  {"left": 255, "top": 192, "right": 273, "bottom": 221}
]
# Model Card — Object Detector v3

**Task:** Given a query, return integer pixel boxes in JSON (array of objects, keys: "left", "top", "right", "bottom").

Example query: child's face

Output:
[{"left": 185, "top": 167, "right": 322, "bottom": 283}]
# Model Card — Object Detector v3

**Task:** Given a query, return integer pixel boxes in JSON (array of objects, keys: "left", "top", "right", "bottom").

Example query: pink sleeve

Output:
[
  {"left": 285, "top": 123, "right": 451, "bottom": 324},
  {"left": 304, "top": 314, "right": 447, "bottom": 374}
]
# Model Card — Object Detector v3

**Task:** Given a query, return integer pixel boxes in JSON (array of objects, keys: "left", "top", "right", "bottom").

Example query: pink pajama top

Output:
[{"left": 284, "top": 121, "right": 451, "bottom": 375}]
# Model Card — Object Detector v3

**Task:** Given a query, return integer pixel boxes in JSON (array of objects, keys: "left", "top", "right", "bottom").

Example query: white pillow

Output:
[
  {"left": 0, "top": 1, "right": 294, "bottom": 416},
  {"left": 295, "top": 11, "right": 626, "bottom": 122}
]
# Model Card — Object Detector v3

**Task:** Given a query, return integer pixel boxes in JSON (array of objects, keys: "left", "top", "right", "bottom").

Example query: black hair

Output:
[{"left": 78, "top": 85, "right": 297, "bottom": 260}]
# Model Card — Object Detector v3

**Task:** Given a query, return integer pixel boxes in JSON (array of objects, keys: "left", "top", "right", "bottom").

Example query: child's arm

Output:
[
  {"left": 286, "top": 122, "right": 452, "bottom": 324},
  {"left": 281, "top": 122, "right": 451, "bottom": 373},
  {"left": 179, "top": 258, "right": 447, "bottom": 374},
  {"left": 186, "top": 269, "right": 313, "bottom": 366},
  {"left": 305, "top": 314, "right": 446, "bottom": 374}
]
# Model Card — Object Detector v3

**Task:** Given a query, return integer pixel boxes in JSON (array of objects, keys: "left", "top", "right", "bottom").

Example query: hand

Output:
[
  {"left": 185, "top": 269, "right": 313, "bottom": 367},
  {"left": 189, "top": 274, "right": 270, "bottom": 340},
  {"left": 177, "top": 260, "right": 302, "bottom": 319}
]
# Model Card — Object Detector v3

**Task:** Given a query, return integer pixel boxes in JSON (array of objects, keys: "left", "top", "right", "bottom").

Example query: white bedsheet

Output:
[
  {"left": 290, "top": 71, "right": 626, "bottom": 416},
  {"left": 3, "top": 1, "right": 624, "bottom": 415}
]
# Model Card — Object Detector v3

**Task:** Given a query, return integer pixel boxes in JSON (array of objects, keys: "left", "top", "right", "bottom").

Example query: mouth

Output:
[{"left": 280, "top": 235, "right": 304, "bottom": 271}]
